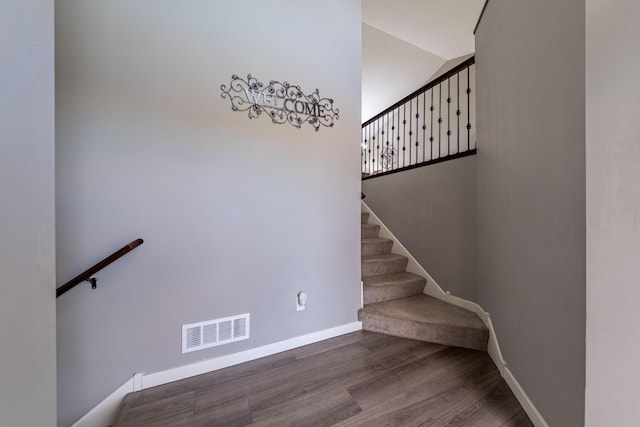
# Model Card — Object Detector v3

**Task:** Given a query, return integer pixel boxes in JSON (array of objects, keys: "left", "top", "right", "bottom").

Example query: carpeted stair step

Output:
[
  {"left": 361, "top": 223, "right": 380, "bottom": 239},
  {"left": 361, "top": 212, "right": 370, "bottom": 224},
  {"left": 362, "top": 253, "right": 408, "bottom": 278},
  {"left": 363, "top": 272, "right": 426, "bottom": 305},
  {"left": 361, "top": 237, "right": 394, "bottom": 256},
  {"left": 358, "top": 294, "right": 489, "bottom": 351}
]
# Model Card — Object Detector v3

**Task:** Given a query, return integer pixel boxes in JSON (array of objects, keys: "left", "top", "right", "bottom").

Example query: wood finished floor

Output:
[{"left": 114, "top": 331, "right": 533, "bottom": 427}]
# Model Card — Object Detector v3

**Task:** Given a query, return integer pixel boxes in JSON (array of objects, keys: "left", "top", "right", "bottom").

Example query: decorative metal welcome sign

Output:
[{"left": 221, "top": 74, "right": 339, "bottom": 131}]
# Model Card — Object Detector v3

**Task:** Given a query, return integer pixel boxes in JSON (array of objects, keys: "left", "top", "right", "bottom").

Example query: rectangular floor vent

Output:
[{"left": 182, "top": 313, "right": 250, "bottom": 354}]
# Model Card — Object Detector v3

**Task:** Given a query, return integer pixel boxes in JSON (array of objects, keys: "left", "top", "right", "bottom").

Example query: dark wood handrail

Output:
[
  {"left": 56, "top": 238, "right": 144, "bottom": 298},
  {"left": 362, "top": 55, "right": 475, "bottom": 127},
  {"left": 474, "top": 0, "right": 490, "bottom": 35}
]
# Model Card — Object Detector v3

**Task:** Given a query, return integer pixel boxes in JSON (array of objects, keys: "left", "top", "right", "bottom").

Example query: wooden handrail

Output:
[
  {"left": 56, "top": 238, "right": 144, "bottom": 298},
  {"left": 362, "top": 56, "right": 475, "bottom": 127},
  {"left": 474, "top": 0, "right": 490, "bottom": 35}
]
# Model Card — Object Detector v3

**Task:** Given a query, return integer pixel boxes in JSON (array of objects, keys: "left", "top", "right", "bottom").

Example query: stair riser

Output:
[
  {"left": 361, "top": 212, "right": 370, "bottom": 224},
  {"left": 361, "top": 240, "right": 394, "bottom": 256},
  {"left": 363, "top": 281, "right": 425, "bottom": 305},
  {"left": 361, "top": 224, "right": 380, "bottom": 239},
  {"left": 358, "top": 311, "right": 488, "bottom": 351},
  {"left": 361, "top": 258, "right": 408, "bottom": 277}
]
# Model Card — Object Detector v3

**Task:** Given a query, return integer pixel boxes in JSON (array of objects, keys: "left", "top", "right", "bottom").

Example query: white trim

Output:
[
  {"left": 72, "top": 377, "right": 134, "bottom": 427},
  {"left": 73, "top": 321, "right": 362, "bottom": 427},
  {"left": 504, "top": 367, "right": 549, "bottom": 427},
  {"left": 361, "top": 202, "right": 446, "bottom": 299},
  {"left": 133, "top": 372, "right": 143, "bottom": 392},
  {"left": 361, "top": 200, "right": 547, "bottom": 427}
]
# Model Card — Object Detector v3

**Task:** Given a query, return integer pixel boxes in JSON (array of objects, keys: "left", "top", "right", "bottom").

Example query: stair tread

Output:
[
  {"left": 363, "top": 272, "right": 425, "bottom": 287},
  {"left": 362, "top": 253, "right": 407, "bottom": 263},
  {"left": 361, "top": 237, "right": 393, "bottom": 244},
  {"left": 360, "top": 294, "right": 486, "bottom": 332},
  {"left": 361, "top": 223, "right": 378, "bottom": 229},
  {"left": 361, "top": 237, "right": 394, "bottom": 256},
  {"left": 361, "top": 223, "right": 381, "bottom": 239}
]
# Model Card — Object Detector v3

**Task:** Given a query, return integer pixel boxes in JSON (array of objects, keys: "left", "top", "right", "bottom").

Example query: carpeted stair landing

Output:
[{"left": 359, "top": 211, "right": 488, "bottom": 351}]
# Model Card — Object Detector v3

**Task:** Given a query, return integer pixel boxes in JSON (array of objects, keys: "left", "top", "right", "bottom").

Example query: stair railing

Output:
[
  {"left": 362, "top": 56, "right": 476, "bottom": 179},
  {"left": 56, "top": 238, "right": 144, "bottom": 298}
]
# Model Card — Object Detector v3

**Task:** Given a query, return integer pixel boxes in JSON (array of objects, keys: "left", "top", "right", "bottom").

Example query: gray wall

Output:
[
  {"left": 362, "top": 23, "right": 445, "bottom": 122},
  {"left": 586, "top": 0, "right": 640, "bottom": 425},
  {"left": 0, "top": 0, "right": 57, "bottom": 425},
  {"left": 55, "top": 1, "right": 362, "bottom": 425},
  {"left": 362, "top": 155, "right": 477, "bottom": 300},
  {"left": 475, "top": 1, "right": 585, "bottom": 426}
]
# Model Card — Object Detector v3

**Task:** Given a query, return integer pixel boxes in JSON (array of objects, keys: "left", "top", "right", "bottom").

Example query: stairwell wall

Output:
[
  {"left": 475, "top": 0, "right": 585, "bottom": 426},
  {"left": 362, "top": 23, "right": 446, "bottom": 122},
  {"left": 0, "top": 0, "right": 56, "bottom": 425},
  {"left": 55, "top": 1, "right": 361, "bottom": 425},
  {"left": 362, "top": 155, "right": 477, "bottom": 300}
]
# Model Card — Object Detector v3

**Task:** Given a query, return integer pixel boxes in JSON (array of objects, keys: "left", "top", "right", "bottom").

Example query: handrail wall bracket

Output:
[{"left": 56, "top": 238, "right": 144, "bottom": 298}]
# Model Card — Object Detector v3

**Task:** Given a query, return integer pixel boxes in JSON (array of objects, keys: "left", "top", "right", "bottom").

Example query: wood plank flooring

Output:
[{"left": 114, "top": 331, "right": 533, "bottom": 427}]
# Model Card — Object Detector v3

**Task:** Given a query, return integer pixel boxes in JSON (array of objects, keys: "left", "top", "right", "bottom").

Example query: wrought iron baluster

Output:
[
  {"left": 408, "top": 101, "right": 412, "bottom": 165},
  {"left": 391, "top": 110, "right": 396, "bottom": 172},
  {"left": 438, "top": 83, "right": 442, "bottom": 159},
  {"left": 386, "top": 112, "right": 390, "bottom": 171},
  {"left": 430, "top": 89, "right": 434, "bottom": 161},
  {"left": 372, "top": 123, "right": 376, "bottom": 174},
  {"left": 447, "top": 77, "right": 451, "bottom": 156},
  {"left": 457, "top": 72, "right": 461, "bottom": 153},
  {"left": 396, "top": 107, "right": 401, "bottom": 169},
  {"left": 368, "top": 124, "right": 373, "bottom": 175},
  {"left": 467, "top": 66, "right": 471, "bottom": 150},
  {"left": 422, "top": 92, "right": 427, "bottom": 162},
  {"left": 415, "top": 97, "right": 419, "bottom": 163},
  {"left": 402, "top": 104, "right": 406, "bottom": 167}
]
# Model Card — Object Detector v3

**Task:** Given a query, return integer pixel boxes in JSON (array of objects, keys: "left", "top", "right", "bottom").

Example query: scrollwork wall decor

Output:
[
  {"left": 221, "top": 74, "right": 339, "bottom": 131},
  {"left": 380, "top": 147, "right": 397, "bottom": 170}
]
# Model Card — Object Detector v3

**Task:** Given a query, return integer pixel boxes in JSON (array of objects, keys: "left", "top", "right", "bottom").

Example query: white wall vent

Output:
[{"left": 182, "top": 313, "right": 250, "bottom": 354}]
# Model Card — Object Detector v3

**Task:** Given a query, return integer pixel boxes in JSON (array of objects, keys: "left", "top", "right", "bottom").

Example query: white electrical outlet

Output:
[{"left": 296, "top": 292, "right": 307, "bottom": 311}]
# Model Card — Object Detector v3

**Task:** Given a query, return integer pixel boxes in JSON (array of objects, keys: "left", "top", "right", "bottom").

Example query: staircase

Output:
[{"left": 359, "top": 211, "right": 489, "bottom": 351}]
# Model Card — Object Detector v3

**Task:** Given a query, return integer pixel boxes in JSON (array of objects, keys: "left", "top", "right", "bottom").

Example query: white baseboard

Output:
[
  {"left": 142, "top": 321, "right": 362, "bottom": 388},
  {"left": 361, "top": 200, "right": 547, "bottom": 427},
  {"left": 73, "top": 321, "right": 362, "bottom": 427},
  {"left": 361, "top": 202, "right": 446, "bottom": 300},
  {"left": 72, "top": 376, "right": 135, "bottom": 427},
  {"left": 504, "top": 367, "right": 549, "bottom": 427}
]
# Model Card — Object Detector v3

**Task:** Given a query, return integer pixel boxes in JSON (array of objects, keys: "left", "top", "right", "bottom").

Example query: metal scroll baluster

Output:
[
  {"left": 402, "top": 104, "right": 406, "bottom": 167},
  {"left": 391, "top": 110, "right": 396, "bottom": 172},
  {"left": 430, "top": 89, "right": 434, "bottom": 161},
  {"left": 438, "top": 83, "right": 442, "bottom": 159},
  {"left": 447, "top": 77, "right": 451, "bottom": 156},
  {"left": 396, "top": 106, "right": 401, "bottom": 169},
  {"left": 367, "top": 124, "right": 372, "bottom": 175},
  {"left": 372, "top": 121, "right": 377, "bottom": 174},
  {"left": 364, "top": 125, "right": 368, "bottom": 175},
  {"left": 385, "top": 112, "right": 390, "bottom": 172},
  {"left": 422, "top": 92, "right": 426, "bottom": 163},
  {"left": 376, "top": 118, "right": 381, "bottom": 172},
  {"left": 415, "top": 97, "right": 419, "bottom": 163},
  {"left": 408, "top": 100, "right": 412, "bottom": 165},
  {"left": 363, "top": 125, "right": 366, "bottom": 175},
  {"left": 457, "top": 72, "right": 461, "bottom": 153},
  {"left": 467, "top": 67, "right": 472, "bottom": 150}
]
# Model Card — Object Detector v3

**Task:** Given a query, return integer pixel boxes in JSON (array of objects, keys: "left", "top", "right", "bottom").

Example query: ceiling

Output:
[{"left": 362, "top": 0, "right": 486, "bottom": 60}]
